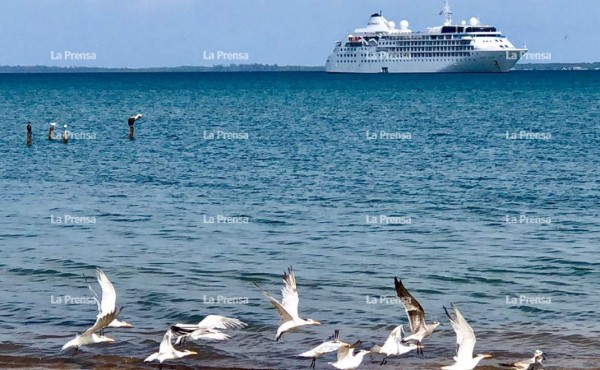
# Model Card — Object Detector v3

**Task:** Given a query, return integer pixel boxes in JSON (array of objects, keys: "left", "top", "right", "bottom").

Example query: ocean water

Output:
[{"left": 0, "top": 71, "right": 599, "bottom": 370}]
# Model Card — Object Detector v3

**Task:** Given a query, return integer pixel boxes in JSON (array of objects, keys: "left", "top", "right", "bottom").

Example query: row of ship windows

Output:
[
  {"left": 339, "top": 52, "right": 472, "bottom": 58},
  {"left": 340, "top": 41, "right": 473, "bottom": 50},
  {"left": 336, "top": 58, "right": 477, "bottom": 63},
  {"left": 376, "top": 41, "right": 472, "bottom": 46},
  {"left": 381, "top": 46, "right": 473, "bottom": 51},
  {"left": 339, "top": 47, "right": 472, "bottom": 56},
  {"left": 382, "top": 35, "right": 455, "bottom": 40},
  {"left": 482, "top": 39, "right": 510, "bottom": 47}
]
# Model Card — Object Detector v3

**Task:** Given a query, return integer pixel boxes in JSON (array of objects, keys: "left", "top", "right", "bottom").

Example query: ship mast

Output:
[{"left": 441, "top": 0, "right": 453, "bottom": 26}]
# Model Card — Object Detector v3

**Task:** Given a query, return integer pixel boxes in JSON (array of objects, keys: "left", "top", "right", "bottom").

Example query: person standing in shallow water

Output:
[
  {"left": 128, "top": 114, "right": 143, "bottom": 139},
  {"left": 26, "top": 122, "right": 32, "bottom": 146},
  {"left": 48, "top": 122, "right": 56, "bottom": 141}
]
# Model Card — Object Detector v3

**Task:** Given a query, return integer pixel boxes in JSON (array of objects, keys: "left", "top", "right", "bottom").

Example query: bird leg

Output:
[
  {"left": 380, "top": 356, "right": 387, "bottom": 366},
  {"left": 310, "top": 357, "right": 316, "bottom": 369}
]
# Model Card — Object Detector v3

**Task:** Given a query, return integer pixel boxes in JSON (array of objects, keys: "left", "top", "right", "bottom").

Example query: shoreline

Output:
[{"left": 0, "top": 63, "right": 599, "bottom": 74}]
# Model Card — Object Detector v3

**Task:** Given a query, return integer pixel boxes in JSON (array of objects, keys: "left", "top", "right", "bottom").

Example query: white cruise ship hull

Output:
[{"left": 325, "top": 49, "right": 527, "bottom": 74}]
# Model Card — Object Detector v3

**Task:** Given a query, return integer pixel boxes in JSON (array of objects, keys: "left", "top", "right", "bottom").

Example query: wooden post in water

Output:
[
  {"left": 48, "top": 122, "right": 56, "bottom": 141},
  {"left": 62, "top": 124, "right": 69, "bottom": 144}
]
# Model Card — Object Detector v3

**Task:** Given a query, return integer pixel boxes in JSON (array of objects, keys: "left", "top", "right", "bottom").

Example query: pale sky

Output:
[{"left": 0, "top": 0, "right": 597, "bottom": 67}]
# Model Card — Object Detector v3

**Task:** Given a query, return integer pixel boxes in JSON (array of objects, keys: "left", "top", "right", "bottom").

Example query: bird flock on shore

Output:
[{"left": 61, "top": 267, "right": 546, "bottom": 370}]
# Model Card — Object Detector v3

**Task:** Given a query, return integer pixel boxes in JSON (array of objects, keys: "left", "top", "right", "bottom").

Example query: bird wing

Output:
[
  {"left": 96, "top": 268, "right": 117, "bottom": 318},
  {"left": 326, "top": 329, "right": 340, "bottom": 343},
  {"left": 170, "top": 324, "right": 197, "bottom": 345},
  {"left": 159, "top": 329, "right": 175, "bottom": 355},
  {"left": 383, "top": 325, "right": 404, "bottom": 349},
  {"left": 511, "top": 359, "right": 531, "bottom": 368},
  {"left": 300, "top": 330, "right": 341, "bottom": 357},
  {"left": 317, "top": 341, "right": 344, "bottom": 354},
  {"left": 300, "top": 340, "right": 343, "bottom": 357},
  {"left": 281, "top": 267, "right": 300, "bottom": 319},
  {"left": 394, "top": 278, "right": 426, "bottom": 333},
  {"left": 172, "top": 323, "right": 198, "bottom": 332},
  {"left": 253, "top": 281, "right": 294, "bottom": 324},
  {"left": 190, "top": 328, "right": 230, "bottom": 341},
  {"left": 336, "top": 340, "right": 361, "bottom": 361},
  {"left": 336, "top": 343, "right": 352, "bottom": 361},
  {"left": 86, "top": 281, "right": 102, "bottom": 314},
  {"left": 444, "top": 304, "right": 476, "bottom": 362},
  {"left": 82, "top": 309, "right": 116, "bottom": 336},
  {"left": 197, "top": 315, "right": 247, "bottom": 330}
]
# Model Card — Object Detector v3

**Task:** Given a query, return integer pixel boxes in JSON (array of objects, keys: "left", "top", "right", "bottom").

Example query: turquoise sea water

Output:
[{"left": 0, "top": 71, "right": 599, "bottom": 369}]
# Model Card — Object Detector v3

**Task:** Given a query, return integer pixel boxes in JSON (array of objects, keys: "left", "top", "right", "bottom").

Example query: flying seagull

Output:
[
  {"left": 61, "top": 268, "right": 119, "bottom": 350},
  {"left": 299, "top": 330, "right": 345, "bottom": 369},
  {"left": 394, "top": 277, "right": 441, "bottom": 354},
  {"left": 441, "top": 304, "right": 492, "bottom": 370},
  {"left": 144, "top": 327, "right": 198, "bottom": 370},
  {"left": 254, "top": 266, "right": 321, "bottom": 341},
  {"left": 371, "top": 325, "right": 417, "bottom": 365},
  {"left": 171, "top": 314, "right": 247, "bottom": 345},
  {"left": 87, "top": 276, "right": 132, "bottom": 331},
  {"left": 500, "top": 350, "right": 546, "bottom": 370},
  {"left": 329, "top": 340, "right": 369, "bottom": 370}
]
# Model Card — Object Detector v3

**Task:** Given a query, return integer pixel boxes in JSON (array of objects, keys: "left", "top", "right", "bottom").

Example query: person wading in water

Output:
[
  {"left": 26, "top": 122, "right": 32, "bottom": 146},
  {"left": 128, "top": 114, "right": 143, "bottom": 139}
]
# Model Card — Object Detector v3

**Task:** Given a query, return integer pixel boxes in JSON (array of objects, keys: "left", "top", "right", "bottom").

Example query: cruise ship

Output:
[{"left": 325, "top": 1, "right": 527, "bottom": 73}]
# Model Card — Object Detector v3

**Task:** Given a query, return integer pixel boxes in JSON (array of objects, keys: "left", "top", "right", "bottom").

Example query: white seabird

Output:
[
  {"left": 144, "top": 327, "right": 198, "bottom": 370},
  {"left": 299, "top": 330, "right": 345, "bottom": 369},
  {"left": 254, "top": 266, "right": 321, "bottom": 340},
  {"left": 61, "top": 269, "right": 118, "bottom": 350},
  {"left": 87, "top": 278, "right": 132, "bottom": 330},
  {"left": 394, "top": 277, "right": 441, "bottom": 354},
  {"left": 500, "top": 350, "right": 545, "bottom": 370},
  {"left": 329, "top": 341, "right": 369, "bottom": 370},
  {"left": 441, "top": 304, "right": 492, "bottom": 370},
  {"left": 171, "top": 314, "right": 247, "bottom": 345},
  {"left": 371, "top": 325, "right": 417, "bottom": 365},
  {"left": 526, "top": 355, "right": 545, "bottom": 370}
]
